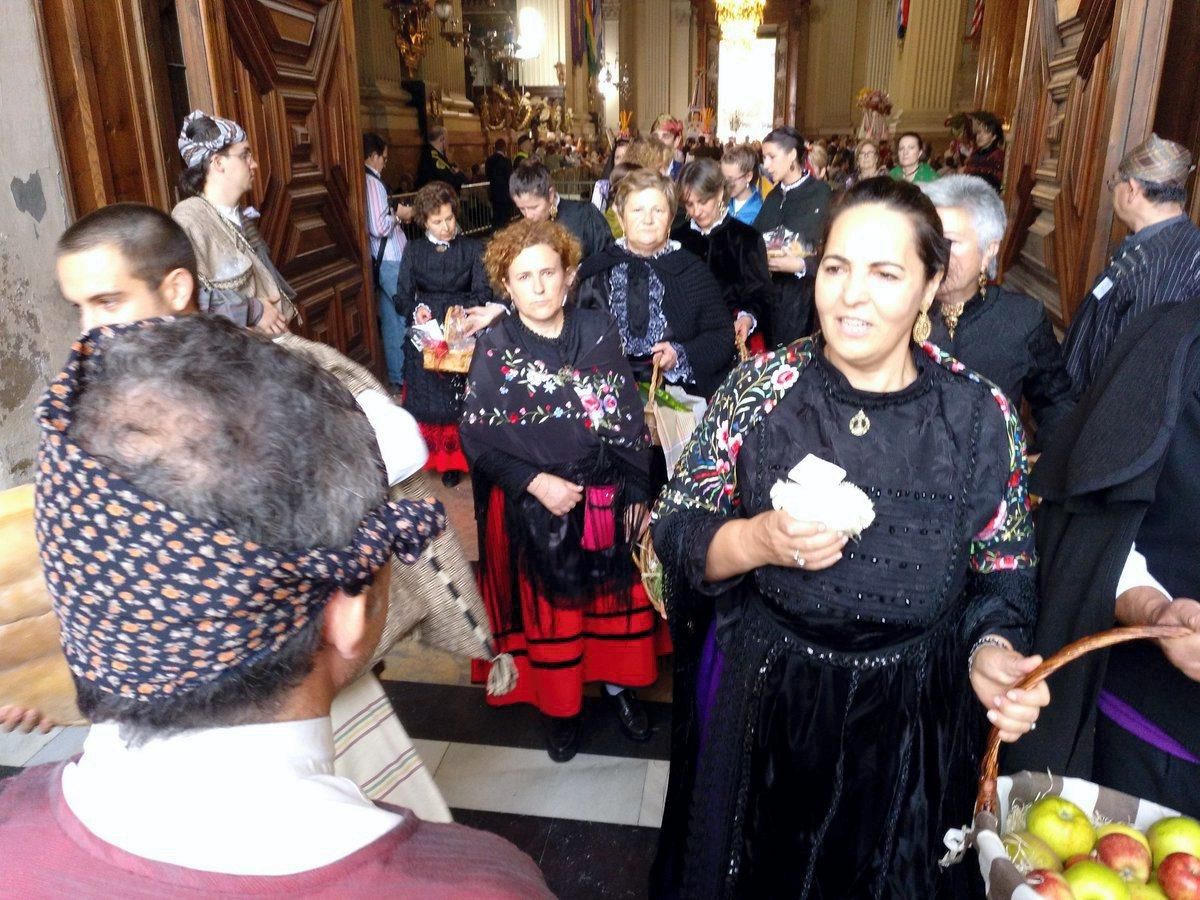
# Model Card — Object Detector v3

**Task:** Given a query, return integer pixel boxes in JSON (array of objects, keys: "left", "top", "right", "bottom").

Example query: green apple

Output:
[
  {"left": 1147, "top": 817, "right": 1200, "bottom": 869},
  {"left": 1005, "top": 830, "right": 1064, "bottom": 872},
  {"left": 1028, "top": 797, "right": 1099, "bottom": 862},
  {"left": 1064, "top": 860, "right": 1132, "bottom": 899},
  {"left": 1129, "top": 882, "right": 1169, "bottom": 899}
]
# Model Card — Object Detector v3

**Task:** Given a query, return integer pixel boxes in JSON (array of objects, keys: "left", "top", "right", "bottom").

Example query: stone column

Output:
[
  {"left": 801, "top": 0, "right": 862, "bottom": 134},
  {"left": 356, "top": 0, "right": 422, "bottom": 181},
  {"left": 629, "top": 0, "right": 671, "bottom": 131},
  {"left": 668, "top": 0, "right": 694, "bottom": 118},
  {"left": 517, "top": 0, "right": 568, "bottom": 89},
  {"left": 601, "top": 0, "right": 621, "bottom": 132},
  {"left": 888, "top": 0, "right": 970, "bottom": 134},
  {"left": 419, "top": 0, "right": 485, "bottom": 170}
]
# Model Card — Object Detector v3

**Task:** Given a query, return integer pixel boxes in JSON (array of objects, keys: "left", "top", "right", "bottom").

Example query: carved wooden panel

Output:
[
  {"left": 39, "top": 0, "right": 179, "bottom": 216},
  {"left": 178, "top": 0, "right": 378, "bottom": 371},
  {"left": 1000, "top": 0, "right": 1171, "bottom": 328}
]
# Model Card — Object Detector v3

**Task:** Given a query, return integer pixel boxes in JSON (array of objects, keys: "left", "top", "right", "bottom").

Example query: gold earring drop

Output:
[
  {"left": 978, "top": 269, "right": 988, "bottom": 294},
  {"left": 912, "top": 308, "right": 931, "bottom": 344}
]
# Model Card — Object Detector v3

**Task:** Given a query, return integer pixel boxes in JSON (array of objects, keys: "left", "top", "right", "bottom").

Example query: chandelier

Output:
[{"left": 715, "top": 0, "right": 765, "bottom": 48}]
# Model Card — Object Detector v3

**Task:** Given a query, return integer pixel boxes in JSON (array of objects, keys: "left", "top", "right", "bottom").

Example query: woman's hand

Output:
[
  {"left": 413, "top": 304, "right": 433, "bottom": 326},
  {"left": 462, "top": 304, "right": 506, "bottom": 336},
  {"left": 766, "top": 253, "right": 806, "bottom": 275},
  {"left": 254, "top": 300, "right": 288, "bottom": 336},
  {"left": 528, "top": 473, "right": 583, "bottom": 516},
  {"left": 969, "top": 638, "right": 1050, "bottom": 743},
  {"left": 734, "top": 314, "right": 754, "bottom": 344},
  {"left": 752, "top": 510, "right": 847, "bottom": 571},
  {"left": 650, "top": 342, "right": 678, "bottom": 372}
]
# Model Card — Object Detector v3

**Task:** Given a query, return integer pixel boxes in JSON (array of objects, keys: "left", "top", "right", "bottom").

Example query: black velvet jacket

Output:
[
  {"left": 671, "top": 214, "right": 774, "bottom": 325},
  {"left": 555, "top": 197, "right": 614, "bottom": 260},
  {"left": 930, "top": 284, "right": 1076, "bottom": 449},
  {"left": 575, "top": 242, "right": 735, "bottom": 399}
]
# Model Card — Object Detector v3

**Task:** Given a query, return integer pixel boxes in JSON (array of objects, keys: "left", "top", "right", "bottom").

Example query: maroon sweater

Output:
[{"left": 0, "top": 763, "right": 554, "bottom": 898}]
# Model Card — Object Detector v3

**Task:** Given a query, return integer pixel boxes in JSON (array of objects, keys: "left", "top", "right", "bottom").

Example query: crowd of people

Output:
[{"left": 1, "top": 100, "right": 1198, "bottom": 899}]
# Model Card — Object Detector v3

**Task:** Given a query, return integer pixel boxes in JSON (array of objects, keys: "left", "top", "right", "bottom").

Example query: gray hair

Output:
[
  {"left": 74, "top": 315, "right": 386, "bottom": 550},
  {"left": 921, "top": 174, "right": 1007, "bottom": 277}
]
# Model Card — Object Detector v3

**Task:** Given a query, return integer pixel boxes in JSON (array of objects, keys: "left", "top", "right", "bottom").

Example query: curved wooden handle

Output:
[
  {"left": 975, "top": 624, "right": 1190, "bottom": 816},
  {"left": 646, "top": 361, "right": 663, "bottom": 412}
]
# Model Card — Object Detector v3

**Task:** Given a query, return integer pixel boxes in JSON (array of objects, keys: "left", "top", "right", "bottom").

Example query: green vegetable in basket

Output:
[{"left": 637, "top": 381, "right": 690, "bottom": 412}]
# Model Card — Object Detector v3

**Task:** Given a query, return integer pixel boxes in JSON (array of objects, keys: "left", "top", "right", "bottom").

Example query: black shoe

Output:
[
  {"left": 608, "top": 689, "right": 650, "bottom": 742},
  {"left": 441, "top": 471, "right": 462, "bottom": 487},
  {"left": 543, "top": 714, "right": 582, "bottom": 763}
]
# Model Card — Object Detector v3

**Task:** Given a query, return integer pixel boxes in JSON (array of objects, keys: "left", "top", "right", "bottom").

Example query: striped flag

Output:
[
  {"left": 897, "top": 0, "right": 910, "bottom": 39},
  {"left": 967, "top": 0, "right": 984, "bottom": 39}
]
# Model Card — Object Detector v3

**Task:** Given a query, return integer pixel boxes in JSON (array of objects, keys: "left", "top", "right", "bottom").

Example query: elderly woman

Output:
[
  {"left": 963, "top": 111, "right": 1006, "bottom": 191},
  {"left": 854, "top": 139, "right": 889, "bottom": 181},
  {"left": 922, "top": 174, "right": 1075, "bottom": 448},
  {"left": 575, "top": 168, "right": 734, "bottom": 404},
  {"left": 890, "top": 131, "right": 938, "bottom": 184},
  {"left": 651, "top": 177, "right": 1047, "bottom": 898},
  {"left": 463, "top": 220, "right": 664, "bottom": 763},
  {"left": 396, "top": 181, "right": 496, "bottom": 486},
  {"left": 671, "top": 158, "right": 774, "bottom": 352},
  {"left": 754, "top": 126, "right": 833, "bottom": 346}
]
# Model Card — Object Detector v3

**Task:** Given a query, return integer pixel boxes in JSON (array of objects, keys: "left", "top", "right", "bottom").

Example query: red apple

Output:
[
  {"left": 1097, "top": 832, "right": 1153, "bottom": 883},
  {"left": 1065, "top": 860, "right": 1133, "bottom": 899},
  {"left": 1157, "top": 852, "right": 1200, "bottom": 900},
  {"left": 1028, "top": 868, "right": 1076, "bottom": 899}
]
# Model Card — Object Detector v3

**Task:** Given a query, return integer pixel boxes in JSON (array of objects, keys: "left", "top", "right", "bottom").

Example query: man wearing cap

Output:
[
  {"left": 416, "top": 125, "right": 467, "bottom": 193},
  {"left": 0, "top": 314, "right": 551, "bottom": 894},
  {"left": 1062, "top": 133, "right": 1200, "bottom": 391}
]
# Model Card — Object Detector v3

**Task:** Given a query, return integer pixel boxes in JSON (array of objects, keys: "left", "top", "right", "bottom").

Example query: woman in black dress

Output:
[
  {"left": 922, "top": 174, "right": 1075, "bottom": 450},
  {"left": 753, "top": 127, "right": 833, "bottom": 347},
  {"left": 651, "top": 177, "right": 1049, "bottom": 898},
  {"left": 962, "top": 111, "right": 1006, "bottom": 191},
  {"left": 396, "top": 181, "right": 496, "bottom": 485},
  {"left": 671, "top": 158, "right": 774, "bottom": 355},
  {"left": 463, "top": 219, "right": 664, "bottom": 762},
  {"left": 575, "top": 168, "right": 734, "bottom": 402}
]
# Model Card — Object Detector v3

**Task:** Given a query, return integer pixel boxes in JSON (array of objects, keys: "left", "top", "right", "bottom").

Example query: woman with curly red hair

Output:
[{"left": 462, "top": 219, "right": 667, "bottom": 762}]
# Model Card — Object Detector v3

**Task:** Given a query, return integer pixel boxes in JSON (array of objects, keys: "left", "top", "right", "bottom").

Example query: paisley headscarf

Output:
[
  {"left": 35, "top": 321, "right": 446, "bottom": 700},
  {"left": 178, "top": 109, "right": 247, "bottom": 168}
]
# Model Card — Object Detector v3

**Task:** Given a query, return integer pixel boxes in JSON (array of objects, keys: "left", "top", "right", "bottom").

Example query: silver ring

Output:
[
  {"left": 1029, "top": 722, "right": 1037, "bottom": 732},
  {"left": 792, "top": 551, "right": 806, "bottom": 568}
]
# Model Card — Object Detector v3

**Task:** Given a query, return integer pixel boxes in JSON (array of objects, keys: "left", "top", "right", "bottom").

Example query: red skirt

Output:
[
  {"left": 471, "top": 486, "right": 671, "bottom": 717},
  {"left": 418, "top": 423, "right": 468, "bottom": 473}
]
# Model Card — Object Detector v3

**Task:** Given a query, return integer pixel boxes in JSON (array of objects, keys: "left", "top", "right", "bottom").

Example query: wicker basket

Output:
[
  {"left": 942, "top": 624, "right": 1190, "bottom": 897},
  {"left": 632, "top": 529, "right": 665, "bottom": 619},
  {"left": 643, "top": 361, "right": 662, "bottom": 446}
]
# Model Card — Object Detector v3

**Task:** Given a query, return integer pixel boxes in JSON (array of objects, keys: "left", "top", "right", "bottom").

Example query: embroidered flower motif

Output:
[
  {"left": 976, "top": 500, "right": 1007, "bottom": 542},
  {"left": 771, "top": 365, "right": 799, "bottom": 389}
]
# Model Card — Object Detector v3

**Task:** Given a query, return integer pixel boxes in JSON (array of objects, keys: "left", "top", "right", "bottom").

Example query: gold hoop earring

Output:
[
  {"left": 978, "top": 269, "right": 989, "bottom": 294},
  {"left": 912, "top": 308, "right": 932, "bottom": 344}
]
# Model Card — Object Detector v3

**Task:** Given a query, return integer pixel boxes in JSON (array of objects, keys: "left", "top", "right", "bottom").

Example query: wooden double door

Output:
[{"left": 41, "top": 0, "right": 379, "bottom": 370}]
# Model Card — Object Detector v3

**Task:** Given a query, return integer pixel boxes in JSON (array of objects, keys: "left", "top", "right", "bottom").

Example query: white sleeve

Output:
[
  {"left": 1115, "top": 543, "right": 1173, "bottom": 602},
  {"left": 355, "top": 389, "right": 429, "bottom": 484}
]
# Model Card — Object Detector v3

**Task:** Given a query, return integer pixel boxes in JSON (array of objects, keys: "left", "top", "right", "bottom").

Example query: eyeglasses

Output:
[{"left": 226, "top": 148, "right": 254, "bottom": 163}]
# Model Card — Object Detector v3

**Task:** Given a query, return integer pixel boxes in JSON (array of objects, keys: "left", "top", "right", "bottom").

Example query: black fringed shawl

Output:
[{"left": 461, "top": 307, "right": 651, "bottom": 629}]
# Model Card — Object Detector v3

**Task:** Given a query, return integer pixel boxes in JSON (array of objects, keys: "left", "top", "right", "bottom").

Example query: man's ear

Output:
[
  {"left": 159, "top": 267, "right": 198, "bottom": 314},
  {"left": 321, "top": 588, "right": 370, "bottom": 661}
]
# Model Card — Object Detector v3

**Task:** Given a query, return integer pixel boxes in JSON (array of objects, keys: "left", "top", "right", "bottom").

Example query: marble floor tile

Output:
[
  {"left": 434, "top": 742, "right": 650, "bottom": 826},
  {"left": 411, "top": 738, "right": 450, "bottom": 776},
  {"left": 25, "top": 725, "right": 89, "bottom": 766},
  {"left": 638, "top": 759, "right": 670, "bottom": 828},
  {"left": 0, "top": 726, "right": 60, "bottom": 767}
]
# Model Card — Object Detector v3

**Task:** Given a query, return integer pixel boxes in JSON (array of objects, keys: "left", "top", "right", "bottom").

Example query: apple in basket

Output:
[
  {"left": 1028, "top": 869, "right": 1075, "bottom": 899},
  {"left": 1157, "top": 852, "right": 1200, "bottom": 900},
  {"left": 1128, "top": 882, "right": 1169, "bottom": 900},
  {"left": 1064, "top": 860, "right": 1134, "bottom": 900},
  {"left": 1149, "top": 818, "right": 1200, "bottom": 869},
  {"left": 1005, "top": 831, "right": 1064, "bottom": 872},
  {"left": 1028, "top": 797, "right": 1099, "bottom": 863},
  {"left": 1095, "top": 830, "right": 1153, "bottom": 884}
]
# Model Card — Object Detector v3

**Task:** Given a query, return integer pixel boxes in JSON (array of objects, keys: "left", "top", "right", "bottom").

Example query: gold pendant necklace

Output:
[
  {"left": 943, "top": 302, "right": 966, "bottom": 339},
  {"left": 849, "top": 409, "right": 871, "bottom": 436}
]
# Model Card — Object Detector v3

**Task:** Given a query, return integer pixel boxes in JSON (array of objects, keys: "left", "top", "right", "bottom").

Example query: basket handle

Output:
[
  {"left": 975, "top": 624, "right": 1189, "bottom": 816},
  {"left": 646, "top": 361, "right": 663, "bottom": 412},
  {"left": 735, "top": 332, "right": 751, "bottom": 363}
]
